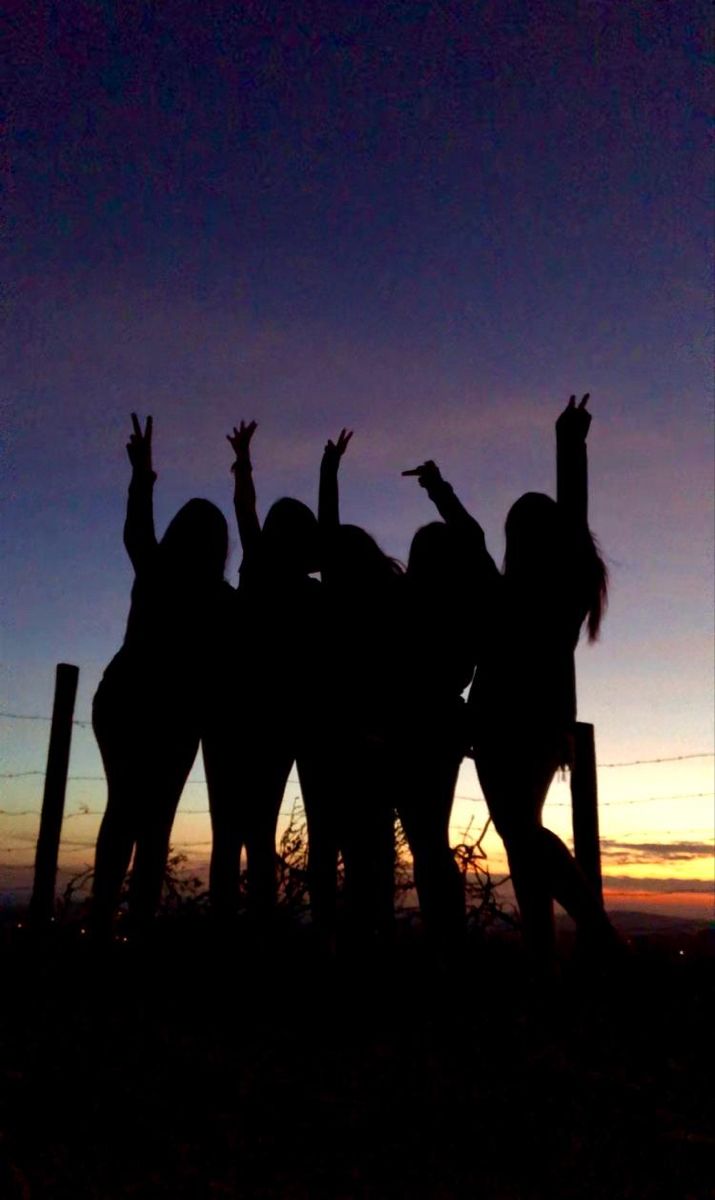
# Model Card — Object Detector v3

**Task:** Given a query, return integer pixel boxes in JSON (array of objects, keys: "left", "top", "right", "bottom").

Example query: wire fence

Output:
[{"left": 2, "top": 710, "right": 714, "bottom": 898}]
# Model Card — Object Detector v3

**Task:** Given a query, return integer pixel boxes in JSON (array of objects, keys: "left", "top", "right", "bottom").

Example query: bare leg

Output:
[
  {"left": 538, "top": 827, "right": 616, "bottom": 944},
  {"left": 128, "top": 733, "right": 200, "bottom": 933},
  {"left": 91, "top": 788, "right": 137, "bottom": 941},
  {"left": 129, "top": 807, "right": 174, "bottom": 934},
  {"left": 477, "top": 734, "right": 615, "bottom": 966},
  {"left": 208, "top": 807, "right": 244, "bottom": 921},
  {"left": 398, "top": 746, "right": 465, "bottom": 951},
  {"left": 341, "top": 743, "right": 395, "bottom": 951},
  {"left": 204, "top": 727, "right": 245, "bottom": 920},
  {"left": 244, "top": 745, "right": 294, "bottom": 925},
  {"left": 91, "top": 689, "right": 138, "bottom": 941},
  {"left": 501, "top": 826, "right": 557, "bottom": 965},
  {"left": 476, "top": 738, "right": 560, "bottom": 968},
  {"left": 298, "top": 748, "right": 339, "bottom": 947}
]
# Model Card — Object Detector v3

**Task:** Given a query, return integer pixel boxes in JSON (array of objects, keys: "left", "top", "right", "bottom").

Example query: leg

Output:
[
  {"left": 207, "top": 809, "right": 244, "bottom": 922},
  {"left": 477, "top": 733, "right": 614, "bottom": 964},
  {"left": 128, "top": 801, "right": 174, "bottom": 932},
  {"left": 243, "top": 740, "right": 294, "bottom": 924},
  {"left": 501, "top": 828, "right": 557, "bottom": 966},
  {"left": 128, "top": 728, "right": 200, "bottom": 932},
  {"left": 297, "top": 747, "right": 340, "bottom": 946},
  {"left": 90, "top": 688, "right": 140, "bottom": 940},
  {"left": 476, "top": 739, "right": 559, "bottom": 966},
  {"left": 341, "top": 742, "right": 395, "bottom": 949},
  {"left": 369, "top": 769, "right": 396, "bottom": 944},
  {"left": 204, "top": 723, "right": 245, "bottom": 920},
  {"left": 92, "top": 783, "right": 138, "bottom": 940},
  {"left": 398, "top": 744, "right": 465, "bottom": 950},
  {"left": 538, "top": 826, "right": 616, "bottom": 946}
]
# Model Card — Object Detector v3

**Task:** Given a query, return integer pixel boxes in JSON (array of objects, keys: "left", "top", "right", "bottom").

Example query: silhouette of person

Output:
[
  {"left": 404, "top": 395, "right": 616, "bottom": 968},
  {"left": 318, "top": 430, "right": 403, "bottom": 952},
  {"left": 91, "top": 415, "right": 232, "bottom": 941},
  {"left": 392, "top": 521, "right": 477, "bottom": 953},
  {"left": 203, "top": 420, "right": 327, "bottom": 930}
]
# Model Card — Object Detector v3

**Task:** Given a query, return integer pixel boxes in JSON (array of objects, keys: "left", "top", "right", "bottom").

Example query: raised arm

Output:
[
  {"left": 402, "top": 460, "right": 476, "bottom": 530},
  {"left": 227, "top": 420, "right": 261, "bottom": 560},
  {"left": 124, "top": 413, "right": 157, "bottom": 573},
  {"left": 318, "top": 428, "right": 353, "bottom": 533},
  {"left": 403, "top": 460, "right": 500, "bottom": 581},
  {"left": 555, "top": 394, "right": 590, "bottom": 527}
]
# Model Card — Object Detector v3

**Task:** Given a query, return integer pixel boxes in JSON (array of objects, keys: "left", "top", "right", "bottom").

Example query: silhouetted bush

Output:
[{"left": 57, "top": 802, "right": 516, "bottom": 937}]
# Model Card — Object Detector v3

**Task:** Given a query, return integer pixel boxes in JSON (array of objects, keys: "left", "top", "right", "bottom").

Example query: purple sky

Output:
[{"left": 3, "top": 2, "right": 713, "bottom": 906}]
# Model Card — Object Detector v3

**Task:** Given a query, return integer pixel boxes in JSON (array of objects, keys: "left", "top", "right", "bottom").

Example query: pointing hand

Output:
[{"left": 402, "top": 460, "right": 443, "bottom": 490}]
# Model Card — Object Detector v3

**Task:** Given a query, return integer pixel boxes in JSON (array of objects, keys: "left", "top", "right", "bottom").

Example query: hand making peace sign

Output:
[
  {"left": 322, "top": 428, "right": 353, "bottom": 471},
  {"left": 556, "top": 393, "right": 591, "bottom": 441},
  {"left": 126, "top": 413, "right": 153, "bottom": 474}
]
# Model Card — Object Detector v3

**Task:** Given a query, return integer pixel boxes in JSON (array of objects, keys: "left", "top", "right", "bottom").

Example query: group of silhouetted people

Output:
[{"left": 90, "top": 397, "right": 618, "bottom": 968}]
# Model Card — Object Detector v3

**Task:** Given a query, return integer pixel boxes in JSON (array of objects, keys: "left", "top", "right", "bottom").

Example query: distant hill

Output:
[
  {"left": 557, "top": 909, "right": 712, "bottom": 937},
  {"left": 608, "top": 909, "right": 712, "bottom": 936}
]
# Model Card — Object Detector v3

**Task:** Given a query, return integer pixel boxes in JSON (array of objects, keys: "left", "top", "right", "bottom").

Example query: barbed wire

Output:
[
  {"left": 1, "top": 790, "right": 713, "bottom": 824},
  {"left": 2, "top": 711, "right": 713, "bottom": 825},
  {"left": 456, "top": 791, "right": 715, "bottom": 809},
  {"left": 0, "top": 773, "right": 233, "bottom": 783},
  {"left": 0, "top": 711, "right": 92, "bottom": 728},
  {"left": 1, "top": 707, "right": 713, "bottom": 774},
  {"left": 597, "top": 752, "right": 715, "bottom": 768}
]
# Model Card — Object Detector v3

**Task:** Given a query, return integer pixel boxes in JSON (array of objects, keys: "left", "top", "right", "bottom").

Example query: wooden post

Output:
[
  {"left": 571, "top": 721, "right": 603, "bottom": 905},
  {"left": 30, "top": 663, "right": 80, "bottom": 924}
]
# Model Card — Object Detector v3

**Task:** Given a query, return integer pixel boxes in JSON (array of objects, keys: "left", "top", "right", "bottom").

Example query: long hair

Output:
[
  {"left": 407, "top": 521, "right": 468, "bottom": 591},
  {"left": 160, "top": 499, "right": 228, "bottom": 584},
  {"left": 261, "top": 497, "right": 319, "bottom": 575},
  {"left": 504, "top": 492, "right": 608, "bottom": 642},
  {"left": 328, "top": 524, "right": 404, "bottom": 590}
]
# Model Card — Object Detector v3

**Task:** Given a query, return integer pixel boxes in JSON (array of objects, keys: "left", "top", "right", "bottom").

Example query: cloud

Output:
[
  {"left": 600, "top": 839, "right": 714, "bottom": 866},
  {"left": 602, "top": 875, "right": 714, "bottom": 895}
]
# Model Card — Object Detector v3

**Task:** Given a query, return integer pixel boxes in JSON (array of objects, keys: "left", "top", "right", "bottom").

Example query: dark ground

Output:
[{"left": 1, "top": 920, "right": 713, "bottom": 1200}]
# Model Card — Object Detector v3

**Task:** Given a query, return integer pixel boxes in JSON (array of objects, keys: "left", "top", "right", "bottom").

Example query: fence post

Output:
[
  {"left": 30, "top": 663, "right": 80, "bottom": 925},
  {"left": 571, "top": 721, "right": 603, "bottom": 906}
]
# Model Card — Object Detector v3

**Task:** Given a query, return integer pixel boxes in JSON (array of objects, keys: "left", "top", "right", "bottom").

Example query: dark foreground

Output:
[{"left": 1, "top": 921, "right": 713, "bottom": 1199}]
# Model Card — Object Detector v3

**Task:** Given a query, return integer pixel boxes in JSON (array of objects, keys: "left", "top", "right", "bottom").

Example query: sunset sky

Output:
[{"left": 3, "top": 2, "right": 713, "bottom": 917}]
